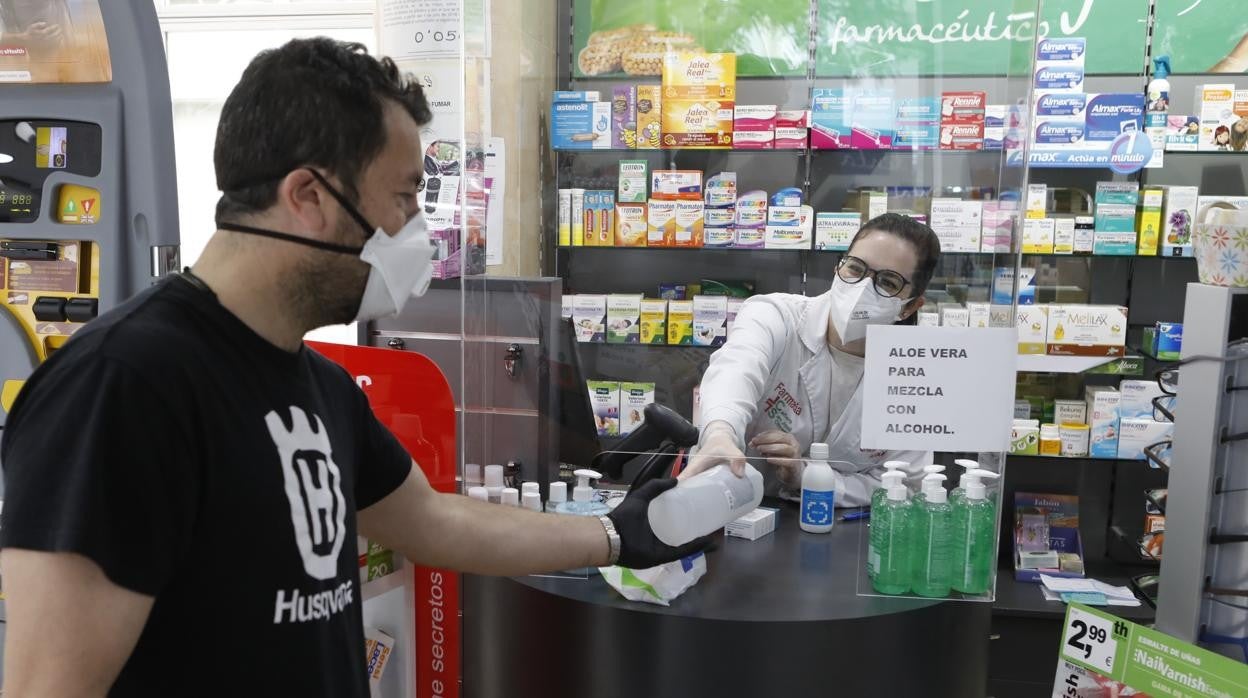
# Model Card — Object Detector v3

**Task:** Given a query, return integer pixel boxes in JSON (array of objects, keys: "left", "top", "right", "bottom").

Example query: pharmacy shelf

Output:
[
  {"left": 1016, "top": 354, "right": 1127, "bottom": 374},
  {"left": 1007, "top": 454, "right": 1141, "bottom": 463},
  {"left": 560, "top": 246, "right": 1194, "bottom": 260},
  {"left": 555, "top": 148, "right": 804, "bottom": 155}
]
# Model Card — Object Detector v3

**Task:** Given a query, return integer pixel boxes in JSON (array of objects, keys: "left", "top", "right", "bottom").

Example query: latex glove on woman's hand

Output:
[
  {"left": 749, "top": 430, "right": 802, "bottom": 489},
  {"left": 680, "top": 422, "right": 746, "bottom": 480},
  {"left": 606, "top": 478, "right": 714, "bottom": 569}
]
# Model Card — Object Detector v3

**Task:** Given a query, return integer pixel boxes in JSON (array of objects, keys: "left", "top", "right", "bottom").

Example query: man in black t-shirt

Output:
[{"left": 0, "top": 38, "right": 707, "bottom": 697}]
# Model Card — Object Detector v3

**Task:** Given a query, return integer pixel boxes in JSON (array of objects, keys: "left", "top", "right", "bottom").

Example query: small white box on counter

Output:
[{"left": 725, "top": 507, "right": 778, "bottom": 541}]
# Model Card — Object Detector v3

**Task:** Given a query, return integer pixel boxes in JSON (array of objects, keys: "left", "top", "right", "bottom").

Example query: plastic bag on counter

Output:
[{"left": 599, "top": 552, "right": 706, "bottom": 606}]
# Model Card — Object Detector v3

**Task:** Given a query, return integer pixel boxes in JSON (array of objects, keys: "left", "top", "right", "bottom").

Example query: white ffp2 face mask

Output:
[
  {"left": 828, "top": 276, "right": 907, "bottom": 344},
  {"left": 354, "top": 213, "right": 436, "bottom": 321}
]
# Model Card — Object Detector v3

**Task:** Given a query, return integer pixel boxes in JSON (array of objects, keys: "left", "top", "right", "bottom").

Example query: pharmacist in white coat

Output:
[{"left": 684, "top": 213, "right": 939, "bottom": 506}]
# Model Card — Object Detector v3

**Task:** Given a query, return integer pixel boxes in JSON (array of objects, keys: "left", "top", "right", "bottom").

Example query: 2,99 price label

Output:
[{"left": 1061, "top": 607, "right": 1120, "bottom": 674}]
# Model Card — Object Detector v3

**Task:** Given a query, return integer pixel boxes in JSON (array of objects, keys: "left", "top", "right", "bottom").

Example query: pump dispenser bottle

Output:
[
  {"left": 871, "top": 460, "right": 909, "bottom": 512},
  {"left": 870, "top": 471, "right": 912, "bottom": 594},
  {"left": 911, "top": 473, "right": 953, "bottom": 598},
  {"left": 950, "top": 459, "right": 979, "bottom": 505},
  {"left": 951, "top": 469, "right": 999, "bottom": 594},
  {"left": 555, "top": 470, "right": 610, "bottom": 516},
  {"left": 913, "top": 464, "right": 946, "bottom": 506},
  {"left": 800, "top": 443, "right": 836, "bottom": 533}
]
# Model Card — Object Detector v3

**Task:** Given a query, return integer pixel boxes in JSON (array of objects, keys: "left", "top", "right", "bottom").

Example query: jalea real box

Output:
[{"left": 661, "top": 52, "right": 736, "bottom": 149}]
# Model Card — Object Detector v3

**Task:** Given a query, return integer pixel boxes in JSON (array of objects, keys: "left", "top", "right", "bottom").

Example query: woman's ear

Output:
[{"left": 899, "top": 295, "right": 925, "bottom": 321}]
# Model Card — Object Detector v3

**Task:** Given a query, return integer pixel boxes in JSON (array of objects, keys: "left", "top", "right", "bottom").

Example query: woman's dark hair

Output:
[{"left": 849, "top": 212, "right": 942, "bottom": 299}]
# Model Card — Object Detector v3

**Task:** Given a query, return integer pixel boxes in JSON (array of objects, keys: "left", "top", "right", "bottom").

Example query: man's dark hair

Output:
[
  {"left": 213, "top": 38, "right": 432, "bottom": 225},
  {"left": 850, "top": 212, "right": 942, "bottom": 298}
]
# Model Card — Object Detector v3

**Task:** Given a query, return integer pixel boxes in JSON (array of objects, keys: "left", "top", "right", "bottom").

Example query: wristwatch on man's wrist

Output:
[{"left": 598, "top": 515, "right": 621, "bottom": 566}]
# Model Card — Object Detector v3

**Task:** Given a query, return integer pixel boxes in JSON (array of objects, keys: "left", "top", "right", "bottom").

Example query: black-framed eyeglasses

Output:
[
  {"left": 1144, "top": 440, "right": 1172, "bottom": 470},
  {"left": 836, "top": 255, "right": 912, "bottom": 298}
]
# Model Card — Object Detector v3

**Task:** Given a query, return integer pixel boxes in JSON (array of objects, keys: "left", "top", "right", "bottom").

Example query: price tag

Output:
[{"left": 1061, "top": 606, "right": 1119, "bottom": 673}]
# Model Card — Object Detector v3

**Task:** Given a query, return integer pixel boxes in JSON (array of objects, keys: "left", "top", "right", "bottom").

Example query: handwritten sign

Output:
[{"left": 861, "top": 326, "right": 1016, "bottom": 452}]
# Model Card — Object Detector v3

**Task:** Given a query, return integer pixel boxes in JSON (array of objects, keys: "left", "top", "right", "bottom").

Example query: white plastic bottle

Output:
[
  {"left": 484, "top": 464, "right": 505, "bottom": 504},
  {"left": 800, "top": 443, "right": 837, "bottom": 533},
  {"left": 871, "top": 460, "right": 909, "bottom": 512},
  {"left": 950, "top": 459, "right": 979, "bottom": 506},
  {"left": 648, "top": 464, "right": 765, "bottom": 546},
  {"left": 521, "top": 491, "right": 542, "bottom": 512},
  {"left": 501, "top": 487, "right": 520, "bottom": 507},
  {"left": 467, "top": 486, "right": 489, "bottom": 502},
  {"left": 546, "top": 481, "right": 568, "bottom": 513}
]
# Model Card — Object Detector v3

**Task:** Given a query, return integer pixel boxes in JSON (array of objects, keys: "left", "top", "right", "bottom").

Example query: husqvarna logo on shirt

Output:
[{"left": 265, "top": 407, "right": 348, "bottom": 580}]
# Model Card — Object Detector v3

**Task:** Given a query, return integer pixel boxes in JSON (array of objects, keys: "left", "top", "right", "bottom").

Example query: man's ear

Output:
[
  {"left": 899, "top": 295, "right": 925, "bottom": 321},
  {"left": 276, "top": 168, "right": 331, "bottom": 236}
]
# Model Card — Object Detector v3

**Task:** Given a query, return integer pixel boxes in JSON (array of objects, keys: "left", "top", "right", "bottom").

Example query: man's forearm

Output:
[{"left": 404, "top": 493, "right": 612, "bottom": 576}]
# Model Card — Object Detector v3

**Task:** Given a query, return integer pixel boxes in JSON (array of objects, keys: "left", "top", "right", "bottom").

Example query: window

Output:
[{"left": 155, "top": 0, "right": 375, "bottom": 343}]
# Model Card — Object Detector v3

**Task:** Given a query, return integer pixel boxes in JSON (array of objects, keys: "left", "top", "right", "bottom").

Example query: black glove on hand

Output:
[{"left": 606, "top": 477, "right": 714, "bottom": 569}]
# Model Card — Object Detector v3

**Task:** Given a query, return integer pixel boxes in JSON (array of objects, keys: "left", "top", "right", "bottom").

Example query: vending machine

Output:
[{"left": 0, "top": 1, "right": 178, "bottom": 428}]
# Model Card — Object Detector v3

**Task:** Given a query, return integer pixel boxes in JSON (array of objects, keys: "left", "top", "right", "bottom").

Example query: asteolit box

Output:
[
  {"left": 1086, "top": 386, "right": 1121, "bottom": 459},
  {"left": 1047, "top": 305, "right": 1128, "bottom": 357},
  {"left": 552, "top": 100, "right": 611, "bottom": 150},
  {"left": 692, "top": 295, "right": 729, "bottom": 347},
  {"left": 606, "top": 294, "right": 643, "bottom": 344}
]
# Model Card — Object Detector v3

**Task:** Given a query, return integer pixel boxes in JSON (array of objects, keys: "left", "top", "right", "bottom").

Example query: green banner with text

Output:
[
  {"left": 571, "top": 0, "right": 1248, "bottom": 78},
  {"left": 1055, "top": 604, "right": 1248, "bottom": 698}
]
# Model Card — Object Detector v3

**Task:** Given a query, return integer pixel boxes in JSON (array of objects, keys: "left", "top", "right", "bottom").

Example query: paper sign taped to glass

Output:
[{"left": 0, "top": 0, "right": 110, "bottom": 83}]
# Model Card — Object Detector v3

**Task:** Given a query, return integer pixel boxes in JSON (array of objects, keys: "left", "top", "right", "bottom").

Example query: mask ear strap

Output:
[
  {"left": 218, "top": 222, "right": 364, "bottom": 255},
  {"left": 304, "top": 168, "right": 377, "bottom": 238}
]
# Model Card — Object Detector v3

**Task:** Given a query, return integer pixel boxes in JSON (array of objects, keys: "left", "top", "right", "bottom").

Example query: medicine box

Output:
[
  {"left": 773, "top": 127, "right": 808, "bottom": 149},
  {"left": 1083, "top": 93, "right": 1145, "bottom": 142},
  {"left": 1053, "top": 217, "right": 1075, "bottom": 254},
  {"left": 1197, "top": 84, "right": 1236, "bottom": 151},
  {"left": 615, "top": 203, "right": 648, "bottom": 247},
  {"left": 895, "top": 97, "right": 940, "bottom": 150},
  {"left": 765, "top": 216, "right": 813, "bottom": 249},
  {"left": 850, "top": 89, "right": 896, "bottom": 149},
  {"left": 1011, "top": 421, "right": 1040, "bottom": 455},
  {"left": 993, "top": 266, "right": 1037, "bottom": 305},
  {"left": 1095, "top": 203, "right": 1138, "bottom": 233},
  {"left": 726, "top": 297, "right": 745, "bottom": 338},
  {"left": 983, "top": 104, "right": 1007, "bottom": 150},
  {"left": 1117, "top": 419, "right": 1174, "bottom": 460},
  {"left": 981, "top": 202, "right": 1016, "bottom": 253},
  {"left": 570, "top": 188, "right": 586, "bottom": 246},
  {"left": 929, "top": 198, "right": 983, "bottom": 252},
  {"left": 1155, "top": 322, "right": 1183, "bottom": 360},
  {"left": 816, "top": 212, "right": 860, "bottom": 251},
  {"left": 1093, "top": 230, "right": 1138, "bottom": 256},
  {"left": 1035, "top": 64, "right": 1085, "bottom": 94},
  {"left": 732, "top": 130, "right": 774, "bottom": 149},
  {"left": 612, "top": 86, "right": 637, "bottom": 150},
  {"left": 1086, "top": 386, "right": 1121, "bottom": 459},
  {"left": 606, "top": 294, "right": 642, "bottom": 344},
  {"left": 583, "top": 190, "right": 616, "bottom": 246},
  {"left": 705, "top": 207, "right": 735, "bottom": 229},
  {"left": 704, "top": 172, "right": 737, "bottom": 208},
  {"left": 561, "top": 295, "right": 574, "bottom": 320},
  {"left": 573, "top": 294, "right": 607, "bottom": 343},
  {"left": 1023, "top": 218, "right": 1056, "bottom": 254},
  {"left": 940, "top": 91, "right": 986, "bottom": 124},
  {"left": 693, "top": 295, "right": 729, "bottom": 347},
  {"left": 1137, "top": 188, "right": 1164, "bottom": 255},
  {"left": 776, "top": 110, "right": 807, "bottom": 128},
  {"left": 661, "top": 53, "right": 736, "bottom": 149},
  {"left": 667, "top": 300, "right": 694, "bottom": 345},
  {"left": 734, "top": 104, "right": 777, "bottom": 132},
  {"left": 1096, "top": 182, "right": 1141, "bottom": 206},
  {"left": 1016, "top": 305, "right": 1048, "bottom": 355},
  {"left": 1074, "top": 216, "right": 1095, "bottom": 254},
  {"left": 552, "top": 100, "right": 611, "bottom": 150},
  {"left": 1046, "top": 305, "right": 1128, "bottom": 357},
  {"left": 636, "top": 85, "right": 662, "bottom": 149},
  {"left": 917, "top": 311, "right": 939, "bottom": 327},
  {"left": 620, "top": 382, "right": 656, "bottom": 436},
  {"left": 704, "top": 226, "right": 736, "bottom": 248},
  {"left": 1035, "top": 37, "right": 1086, "bottom": 64},
  {"left": 673, "top": 201, "right": 705, "bottom": 247},
  {"left": 725, "top": 507, "right": 778, "bottom": 541},
  {"left": 554, "top": 91, "right": 601, "bottom": 102},
  {"left": 647, "top": 200, "right": 677, "bottom": 247},
  {"left": 618, "top": 160, "right": 648, "bottom": 203},
  {"left": 810, "top": 88, "right": 851, "bottom": 149},
  {"left": 967, "top": 302, "right": 991, "bottom": 328},
  {"left": 1034, "top": 92, "right": 1088, "bottom": 119},
  {"left": 1026, "top": 184, "right": 1049, "bottom": 218},
  {"left": 939, "top": 122, "right": 984, "bottom": 150},
  {"left": 639, "top": 299, "right": 667, "bottom": 344},
  {"left": 1161, "top": 186, "right": 1198, "bottom": 257},
  {"left": 651, "top": 170, "right": 703, "bottom": 201},
  {"left": 1120, "top": 379, "right": 1167, "bottom": 420},
  {"left": 941, "top": 307, "right": 970, "bottom": 328},
  {"left": 558, "top": 189, "right": 571, "bottom": 246},
  {"left": 1054, "top": 399, "right": 1087, "bottom": 426},
  {"left": 587, "top": 380, "right": 621, "bottom": 437}
]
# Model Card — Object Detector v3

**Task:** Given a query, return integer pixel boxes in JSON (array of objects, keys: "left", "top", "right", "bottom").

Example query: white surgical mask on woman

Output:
[{"left": 828, "top": 276, "right": 908, "bottom": 344}]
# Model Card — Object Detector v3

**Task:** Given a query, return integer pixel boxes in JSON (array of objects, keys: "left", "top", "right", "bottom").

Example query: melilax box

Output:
[
  {"left": 1047, "top": 305, "right": 1128, "bottom": 357},
  {"left": 573, "top": 294, "right": 607, "bottom": 343},
  {"left": 815, "top": 212, "right": 861, "bottom": 251},
  {"left": 606, "top": 294, "right": 642, "bottom": 344},
  {"left": 693, "top": 295, "right": 728, "bottom": 347}
]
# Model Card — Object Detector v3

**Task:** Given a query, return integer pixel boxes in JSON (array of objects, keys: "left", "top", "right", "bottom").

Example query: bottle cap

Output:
[
  {"left": 501, "top": 487, "right": 520, "bottom": 507},
  {"left": 521, "top": 482, "right": 540, "bottom": 497},
  {"left": 572, "top": 469, "right": 602, "bottom": 503},
  {"left": 484, "top": 464, "right": 505, "bottom": 488},
  {"left": 548, "top": 481, "right": 568, "bottom": 504},
  {"left": 810, "top": 442, "right": 830, "bottom": 460},
  {"left": 966, "top": 481, "right": 987, "bottom": 501},
  {"left": 923, "top": 464, "right": 946, "bottom": 474},
  {"left": 887, "top": 481, "right": 909, "bottom": 502},
  {"left": 522, "top": 491, "right": 542, "bottom": 511},
  {"left": 953, "top": 458, "right": 978, "bottom": 470},
  {"left": 927, "top": 486, "right": 948, "bottom": 504},
  {"left": 467, "top": 486, "right": 488, "bottom": 501},
  {"left": 883, "top": 460, "right": 908, "bottom": 471}
]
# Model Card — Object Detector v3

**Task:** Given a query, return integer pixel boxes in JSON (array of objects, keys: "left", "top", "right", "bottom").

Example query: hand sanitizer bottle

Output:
[
  {"left": 555, "top": 470, "right": 610, "bottom": 516},
  {"left": 951, "top": 469, "right": 999, "bottom": 595},
  {"left": 913, "top": 464, "right": 946, "bottom": 506},
  {"left": 911, "top": 473, "right": 952, "bottom": 598},
  {"left": 949, "top": 459, "right": 979, "bottom": 506},
  {"left": 648, "top": 463, "right": 765, "bottom": 546},
  {"left": 871, "top": 460, "right": 909, "bottom": 512},
  {"left": 870, "top": 471, "right": 912, "bottom": 595},
  {"left": 800, "top": 443, "right": 836, "bottom": 533}
]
